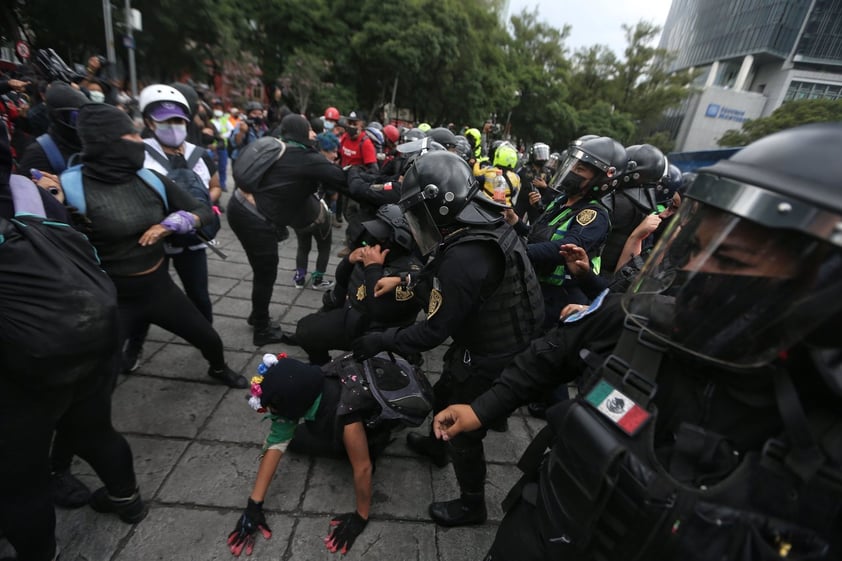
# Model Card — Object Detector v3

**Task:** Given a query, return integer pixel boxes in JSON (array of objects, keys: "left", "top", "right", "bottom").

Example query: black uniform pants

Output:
[
  {"left": 484, "top": 497, "right": 558, "bottom": 561},
  {"left": 0, "top": 355, "right": 137, "bottom": 561},
  {"left": 435, "top": 347, "right": 500, "bottom": 497},
  {"left": 227, "top": 194, "right": 279, "bottom": 329},
  {"left": 295, "top": 307, "right": 366, "bottom": 365}
]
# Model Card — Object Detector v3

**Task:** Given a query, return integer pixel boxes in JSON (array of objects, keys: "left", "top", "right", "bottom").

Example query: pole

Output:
[
  {"left": 103, "top": 0, "right": 116, "bottom": 64},
  {"left": 125, "top": 0, "right": 137, "bottom": 97}
]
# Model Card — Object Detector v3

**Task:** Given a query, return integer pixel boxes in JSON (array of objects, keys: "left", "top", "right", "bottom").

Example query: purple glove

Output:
[{"left": 160, "top": 210, "right": 196, "bottom": 234}]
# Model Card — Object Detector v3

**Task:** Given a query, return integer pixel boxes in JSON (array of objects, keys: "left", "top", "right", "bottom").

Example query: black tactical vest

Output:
[
  {"left": 520, "top": 331, "right": 842, "bottom": 561},
  {"left": 445, "top": 223, "right": 545, "bottom": 356}
]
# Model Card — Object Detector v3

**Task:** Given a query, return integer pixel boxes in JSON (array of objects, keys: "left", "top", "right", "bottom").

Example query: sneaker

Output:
[
  {"left": 336, "top": 246, "right": 351, "bottom": 258},
  {"left": 208, "top": 365, "right": 248, "bottom": 388},
  {"left": 50, "top": 469, "right": 91, "bottom": 508},
  {"left": 294, "top": 268, "right": 307, "bottom": 289},
  {"left": 310, "top": 276, "right": 335, "bottom": 290},
  {"left": 89, "top": 487, "right": 148, "bottom": 524}
]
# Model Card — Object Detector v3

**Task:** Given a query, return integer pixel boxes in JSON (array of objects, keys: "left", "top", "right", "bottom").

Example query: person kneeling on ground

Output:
[{"left": 226, "top": 351, "right": 432, "bottom": 557}]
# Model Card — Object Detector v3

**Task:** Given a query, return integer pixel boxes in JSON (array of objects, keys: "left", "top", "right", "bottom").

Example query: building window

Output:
[{"left": 784, "top": 80, "right": 842, "bottom": 102}]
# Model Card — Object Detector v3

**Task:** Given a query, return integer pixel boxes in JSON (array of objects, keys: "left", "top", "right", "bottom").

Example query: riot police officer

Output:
[
  {"left": 294, "top": 204, "right": 424, "bottom": 365},
  {"left": 352, "top": 151, "right": 544, "bottom": 527},
  {"left": 599, "top": 143, "right": 668, "bottom": 274},
  {"left": 433, "top": 123, "right": 842, "bottom": 560},
  {"left": 509, "top": 136, "right": 626, "bottom": 329}
]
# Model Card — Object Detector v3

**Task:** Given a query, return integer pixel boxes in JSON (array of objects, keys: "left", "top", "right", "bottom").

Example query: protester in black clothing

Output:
[
  {"left": 0, "top": 125, "right": 144, "bottom": 561},
  {"left": 227, "top": 114, "right": 353, "bottom": 345},
  {"left": 294, "top": 204, "right": 424, "bottom": 365},
  {"left": 63, "top": 102, "right": 247, "bottom": 389},
  {"left": 433, "top": 124, "right": 842, "bottom": 561},
  {"left": 342, "top": 165, "right": 403, "bottom": 250},
  {"left": 18, "top": 82, "right": 88, "bottom": 174},
  {"left": 352, "top": 152, "right": 544, "bottom": 527}
]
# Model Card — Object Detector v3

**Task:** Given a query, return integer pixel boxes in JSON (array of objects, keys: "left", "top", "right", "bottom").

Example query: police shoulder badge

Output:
[
  {"left": 395, "top": 286, "right": 414, "bottom": 301},
  {"left": 576, "top": 208, "right": 598, "bottom": 226},
  {"left": 427, "top": 288, "right": 443, "bottom": 318}
]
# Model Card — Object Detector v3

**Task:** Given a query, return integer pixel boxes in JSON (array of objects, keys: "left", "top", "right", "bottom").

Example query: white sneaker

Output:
[{"left": 310, "top": 278, "right": 335, "bottom": 290}]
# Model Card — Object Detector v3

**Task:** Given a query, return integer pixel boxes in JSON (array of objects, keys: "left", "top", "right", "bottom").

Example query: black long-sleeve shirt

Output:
[{"left": 253, "top": 145, "right": 350, "bottom": 229}]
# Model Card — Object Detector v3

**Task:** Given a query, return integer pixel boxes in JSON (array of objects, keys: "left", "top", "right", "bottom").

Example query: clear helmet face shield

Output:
[
  {"left": 548, "top": 147, "right": 613, "bottom": 195},
  {"left": 399, "top": 185, "right": 443, "bottom": 256},
  {"left": 622, "top": 174, "right": 842, "bottom": 368}
]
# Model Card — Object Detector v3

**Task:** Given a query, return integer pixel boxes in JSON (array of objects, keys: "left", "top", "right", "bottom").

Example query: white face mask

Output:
[
  {"left": 153, "top": 122, "right": 188, "bottom": 148},
  {"left": 324, "top": 120, "right": 335, "bottom": 129},
  {"left": 213, "top": 109, "right": 223, "bottom": 118},
  {"left": 89, "top": 90, "right": 105, "bottom": 103}
]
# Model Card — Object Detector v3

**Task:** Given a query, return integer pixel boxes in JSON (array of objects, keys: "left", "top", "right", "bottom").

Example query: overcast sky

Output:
[{"left": 508, "top": 0, "right": 675, "bottom": 57}]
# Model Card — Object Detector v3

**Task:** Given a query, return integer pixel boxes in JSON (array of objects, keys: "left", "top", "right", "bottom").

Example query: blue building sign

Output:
[{"left": 705, "top": 103, "right": 748, "bottom": 123}]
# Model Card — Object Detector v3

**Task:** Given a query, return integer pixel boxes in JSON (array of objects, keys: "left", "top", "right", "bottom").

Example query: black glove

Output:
[
  {"left": 352, "top": 332, "right": 384, "bottom": 361},
  {"left": 227, "top": 498, "right": 272, "bottom": 557},
  {"left": 325, "top": 511, "right": 368, "bottom": 554}
]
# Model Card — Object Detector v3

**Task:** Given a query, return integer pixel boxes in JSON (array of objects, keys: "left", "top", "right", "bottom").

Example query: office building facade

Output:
[{"left": 659, "top": 0, "right": 842, "bottom": 150}]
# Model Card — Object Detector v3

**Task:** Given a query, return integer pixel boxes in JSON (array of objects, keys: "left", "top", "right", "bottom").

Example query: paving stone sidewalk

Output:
[{"left": 1, "top": 191, "right": 546, "bottom": 561}]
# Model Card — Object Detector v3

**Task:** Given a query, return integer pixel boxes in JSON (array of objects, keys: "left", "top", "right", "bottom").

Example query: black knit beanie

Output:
[
  {"left": 260, "top": 358, "right": 324, "bottom": 420},
  {"left": 45, "top": 81, "right": 89, "bottom": 112},
  {"left": 77, "top": 102, "right": 137, "bottom": 153},
  {"left": 280, "top": 114, "right": 312, "bottom": 145}
]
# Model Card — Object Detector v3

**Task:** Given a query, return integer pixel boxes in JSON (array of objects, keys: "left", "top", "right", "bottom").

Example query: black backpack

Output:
[
  {"left": 232, "top": 136, "right": 286, "bottom": 191},
  {"left": 327, "top": 352, "right": 434, "bottom": 429},
  {"left": 144, "top": 144, "right": 221, "bottom": 246},
  {"left": 0, "top": 175, "right": 118, "bottom": 386}
]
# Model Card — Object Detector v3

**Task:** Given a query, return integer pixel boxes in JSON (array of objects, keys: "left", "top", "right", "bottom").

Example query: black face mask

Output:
[
  {"left": 201, "top": 132, "right": 215, "bottom": 146},
  {"left": 560, "top": 170, "right": 589, "bottom": 195},
  {"left": 83, "top": 139, "right": 146, "bottom": 183},
  {"left": 672, "top": 271, "right": 790, "bottom": 361},
  {"left": 347, "top": 126, "right": 359, "bottom": 139}
]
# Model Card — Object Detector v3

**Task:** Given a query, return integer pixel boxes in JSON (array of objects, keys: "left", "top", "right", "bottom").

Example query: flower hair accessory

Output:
[{"left": 248, "top": 353, "right": 288, "bottom": 412}]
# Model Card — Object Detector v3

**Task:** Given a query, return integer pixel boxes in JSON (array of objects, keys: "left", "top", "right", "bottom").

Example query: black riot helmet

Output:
[
  {"left": 427, "top": 127, "right": 458, "bottom": 150},
  {"left": 657, "top": 163, "right": 684, "bottom": 204},
  {"left": 550, "top": 136, "right": 627, "bottom": 198},
  {"left": 402, "top": 127, "right": 425, "bottom": 143},
  {"left": 453, "top": 135, "right": 472, "bottom": 162},
  {"left": 399, "top": 151, "right": 506, "bottom": 255},
  {"left": 361, "top": 204, "right": 415, "bottom": 252},
  {"left": 624, "top": 123, "right": 842, "bottom": 373},
  {"left": 529, "top": 142, "right": 550, "bottom": 164},
  {"left": 621, "top": 144, "right": 668, "bottom": 187}
]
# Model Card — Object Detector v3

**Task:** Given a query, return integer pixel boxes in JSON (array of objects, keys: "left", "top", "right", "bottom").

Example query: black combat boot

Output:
[
  {"left": 429, "top": 492, "right": 487, "bottom": 527},
  {"left": 406, "top": 432, "right": 449, "bottom": 468}
]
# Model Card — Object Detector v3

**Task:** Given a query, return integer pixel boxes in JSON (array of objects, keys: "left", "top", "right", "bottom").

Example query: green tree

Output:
[
  {"left": 567, "top": 44, "right": 618, "bottom": 109},
  {"left": 505, "top": 8, "right": 573, "bottom": 147},
  {"left": 718, "top": 98, "right": 842, "bottom": 146},
  {"left": 612, "top": 21, "right": 698, "bottom": 144}
]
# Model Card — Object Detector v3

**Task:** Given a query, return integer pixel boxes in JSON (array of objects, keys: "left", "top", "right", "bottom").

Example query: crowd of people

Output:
[{"left": 1, "top": 60, "right": 841, "bottom": 561}]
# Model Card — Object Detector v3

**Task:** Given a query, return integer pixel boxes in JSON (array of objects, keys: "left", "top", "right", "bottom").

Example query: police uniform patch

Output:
[
  {"left": 427, "top": 288, "right": 443, "bottom": 318},
  {"left": 395, "top": 286, "right": 414, "bottom": 301},
  {"left": 356, "top": 284, "right": 366, "bottom": 301},
  {"left": 576, "top": 208, "right": 598, "bottom": 226}
]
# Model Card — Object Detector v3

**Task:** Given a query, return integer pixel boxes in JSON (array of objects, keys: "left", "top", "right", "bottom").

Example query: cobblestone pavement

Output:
[{"left": 1, "top": 190, "right": 546, "bottom": 561}]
